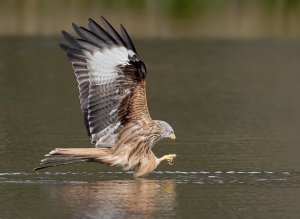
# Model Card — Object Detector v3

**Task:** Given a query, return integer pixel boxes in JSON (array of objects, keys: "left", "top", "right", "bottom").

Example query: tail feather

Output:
[
  {"left": 34, "top": 157, "right": 89, "bottom": 171},
  {"left": 34, "top": 148, "right": 111, "bottom": 171},
  {"left": 41, "top": 155, "right": 92, "bottom": 165}
]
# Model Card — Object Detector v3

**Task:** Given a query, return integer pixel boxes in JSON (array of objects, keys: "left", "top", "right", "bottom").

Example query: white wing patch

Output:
[
  {"left": 83, "top": 46, "right": 134, "bottom": 147},
  {"left": 84, "top": 47, "right": 129, "bottom": 75}
]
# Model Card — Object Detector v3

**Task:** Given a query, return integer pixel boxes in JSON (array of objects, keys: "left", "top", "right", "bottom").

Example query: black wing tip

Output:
[
  {"left": 58, "top": 43, "right": 69, "bottom": 54},
  {"left": 72, "top": 22, "right": 82, "bottom": 34},
  {"left": 62, "top": 29, "right": 70, "bottom": 36},
  {"left": 99, "top": 16, "right": 127, "bottom": 46},
  {"left": 88, "top": 17, "right": 118, "bottom": 45},
  {"left": 72, "top": 22, "right": 78, "bottom": 28},
  {"left": 61, "top": 29, "right": 74, "bottom": 41},
  {"left": 61, "top": 17, "right": 137, "bottom": 54},
  {"left": 59, "top": 43, "right": 68, "bottom": 50},
  {"left": 100, "top": 15, "right": 107, "bottom": 22},
  {"left": 100, "top": 16, "right": 115, "bottom": 28},
  {"left": 88, "top": 17, "right": 98, "bottom": 26},
  {"left": 72, "top": 23, "right": 79, "bottom": 32},
  {"left": 62, "top": 29, "right": 83, "bottom": 49},
  {"left": 99, "top": 16, "right": 114, "bottom": 31},
  {"left": 120, "top": 24, "right": 137, "bottom": 54}
]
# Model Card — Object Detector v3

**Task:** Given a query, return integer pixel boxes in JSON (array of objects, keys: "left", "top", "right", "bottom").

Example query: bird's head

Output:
[{"left": 155, "top": 120, "right": 176, "bottom": 140}]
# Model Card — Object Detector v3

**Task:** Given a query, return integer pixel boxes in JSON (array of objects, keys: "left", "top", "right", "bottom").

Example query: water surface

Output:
[{"left": 1, "top": 38, "right": 300, "bottom": 218}]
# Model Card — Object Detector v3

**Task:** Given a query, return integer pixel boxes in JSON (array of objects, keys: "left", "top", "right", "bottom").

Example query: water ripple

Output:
[{"left": 0, "top": 170, "right": 299, "bottom": 185}]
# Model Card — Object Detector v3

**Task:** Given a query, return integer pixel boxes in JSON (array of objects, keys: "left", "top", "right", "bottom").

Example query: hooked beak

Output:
[{"left": 169, "top": 133, "right": 176, "bottom": 140}]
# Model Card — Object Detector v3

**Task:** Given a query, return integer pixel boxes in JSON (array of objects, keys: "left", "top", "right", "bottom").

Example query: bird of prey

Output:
[{"left": 35, "top": 17, "right": 176, "bottom": 177}]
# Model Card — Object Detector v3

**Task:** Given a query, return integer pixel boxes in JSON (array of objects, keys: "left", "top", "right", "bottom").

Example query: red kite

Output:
[{"left": 35, "top": 17, "right": 176, "bottom": 177}]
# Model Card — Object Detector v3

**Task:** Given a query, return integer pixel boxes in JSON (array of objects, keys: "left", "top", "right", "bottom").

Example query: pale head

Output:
[{"left": 155, "top": 120, "right": 176, "bottom": 140}]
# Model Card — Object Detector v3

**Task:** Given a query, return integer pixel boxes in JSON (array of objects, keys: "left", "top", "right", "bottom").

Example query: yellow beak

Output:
[{"left": 169, "top": 133, "right": 176, "bottom": 140}]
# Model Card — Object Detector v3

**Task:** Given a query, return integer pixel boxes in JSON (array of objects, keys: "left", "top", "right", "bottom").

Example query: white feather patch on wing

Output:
[
  {"left": 83, "top": 46, "right": 135, "bottom": 147},
  {"left": 84, "top": 46, "right": 129, "bottom": 77}
]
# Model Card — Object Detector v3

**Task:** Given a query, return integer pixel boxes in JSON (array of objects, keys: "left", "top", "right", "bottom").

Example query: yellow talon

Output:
[{"left": 160, "top": 154, "right": 177, "bottom": 165}]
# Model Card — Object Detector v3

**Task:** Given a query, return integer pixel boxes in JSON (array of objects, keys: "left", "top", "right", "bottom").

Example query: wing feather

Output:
[
  {"left": 100, "top": 16, "right": 126, "bottom": 46},
  {"left": 76, "top": 39, "right": 99, "bottom": 52},
  {"left": 88, "top": 18, "right": 117, "bottom": 44},
  {"left": 61, "top": 17, "right": 152, "bottom": 147},
  {"left": 120, "top": 24, "right": 137, "bottom": 54},
  {"left": 59, "top": 44, "right": 84, "bottom": 58},
  {"left": 62, "top": 30, "right": 82, "bottom": 49}
]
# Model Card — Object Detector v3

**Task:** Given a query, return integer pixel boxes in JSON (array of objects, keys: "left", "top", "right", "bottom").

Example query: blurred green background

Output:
[{"left": 2, "top": 0, "right": 300, "bottom": 38}]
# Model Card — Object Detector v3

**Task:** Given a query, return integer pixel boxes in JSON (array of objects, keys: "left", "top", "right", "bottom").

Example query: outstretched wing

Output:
[{"left": 60, "top": 17, "right": 152, "bottom": 147}]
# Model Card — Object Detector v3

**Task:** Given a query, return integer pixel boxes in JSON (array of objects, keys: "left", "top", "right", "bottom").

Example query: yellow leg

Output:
[{"left": 159, "top": 154, "right": 177, "bottom": 165}]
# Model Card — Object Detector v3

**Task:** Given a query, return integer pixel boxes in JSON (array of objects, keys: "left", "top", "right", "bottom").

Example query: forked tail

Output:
[{"left": 34, "top": 148, "right": 112, "bottom": 171}]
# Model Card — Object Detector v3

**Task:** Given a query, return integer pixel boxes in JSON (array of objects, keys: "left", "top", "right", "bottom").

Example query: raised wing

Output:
[{"left": 60, "top": 17, "right": 151, "bottom": 147}]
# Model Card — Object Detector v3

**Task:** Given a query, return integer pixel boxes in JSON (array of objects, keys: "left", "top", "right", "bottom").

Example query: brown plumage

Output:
[{"left": 34, "top": 17, "right": 176, "bottom": 177}]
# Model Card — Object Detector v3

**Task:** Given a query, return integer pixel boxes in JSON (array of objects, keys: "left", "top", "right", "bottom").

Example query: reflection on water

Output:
[
  {"left": 46, "top": 179, "right": 176, "bottom": 218},
  {"left": 1, "top": 171, "right": 300, "bottom": 218},
  {"left": 0, "top": 177, "right": 176, "bottom": 218}
]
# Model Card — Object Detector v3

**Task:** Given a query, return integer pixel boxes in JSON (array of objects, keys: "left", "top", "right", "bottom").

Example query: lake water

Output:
[{"left": 1, "top": 38, "right": 300, "bottom": 218}]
